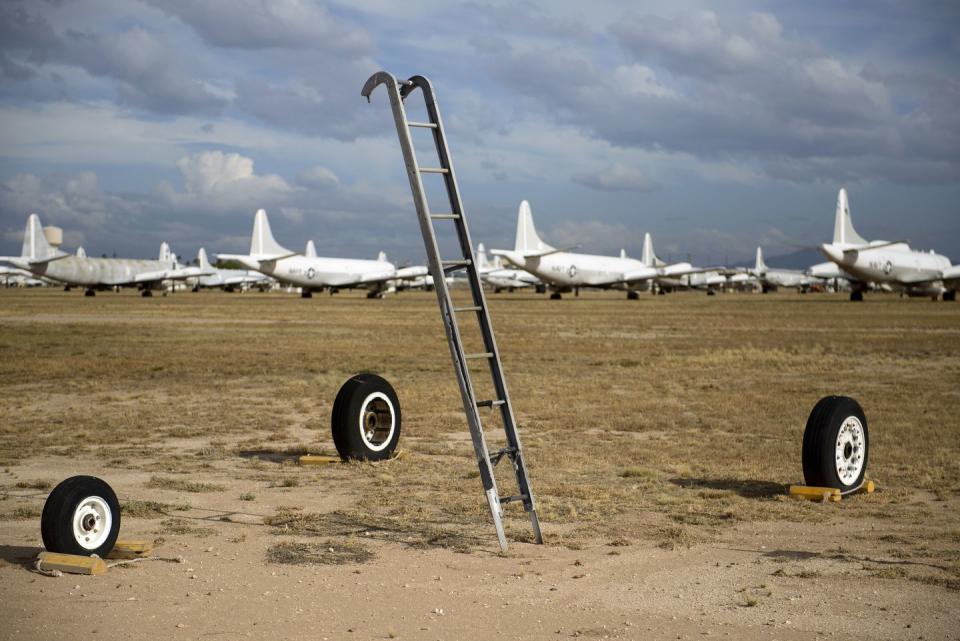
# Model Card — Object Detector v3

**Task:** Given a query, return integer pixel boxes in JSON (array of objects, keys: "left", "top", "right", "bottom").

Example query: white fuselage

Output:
[
  {"left": 197, "top": 268, "right": 271, "bottom": 289},
  {"left": 483, "top": 267, "right": 539, "bottom": 289},
  {"left": 9, "top": 255, "right": 173, "bottom": 288},
  {"left": 234, "top": 254, "right": 395, "bottom": 289},
  {"left": 755, "top": 268, "right": 810, "bottom": 289},
  {"left": 502, "top": 251, "right": 653, "bottom": 290},
  {"left": 820, "top": 243, "right": 951, "bottom": 294}
]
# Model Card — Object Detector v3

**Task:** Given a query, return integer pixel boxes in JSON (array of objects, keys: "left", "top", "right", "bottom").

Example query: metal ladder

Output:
[{"left": 362, "top": 71, "right": 542, "bottom": 552}]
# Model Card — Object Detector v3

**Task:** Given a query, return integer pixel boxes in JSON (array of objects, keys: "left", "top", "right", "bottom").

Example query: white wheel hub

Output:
[
  {"left": 835, "top": 416, "right": 865, "bottom": 486},
  {"left": 358, "top": 391, "right": 395, "bottom": 452},
  {"left": 72, "top": 496, "right": 112, "bottom": 550}
]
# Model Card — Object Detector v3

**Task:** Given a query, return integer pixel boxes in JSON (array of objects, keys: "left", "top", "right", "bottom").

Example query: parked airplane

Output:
[
  {"left": 192, "top": 248, "right": 273, "bottom": 292},
  {"left": 751, "top": 247, "right": 812, "bottom": 293},
  {"left": 217, "top": 209, "right": 426, "bottom": 298},
  {"left": 476, "top": 243, "right": 540, "bottom": 292},
  {"left": 819, "top": 188, "right": 960, "bottom": 301},
  {"left": 0, "top": 214, "right": 211, "bottom": 296},
  {"left": 637, "top": 232, "right": 723, "bottom": 294},
  {"left": 491, "top": 201, "right": 668, "bottom": 299}
]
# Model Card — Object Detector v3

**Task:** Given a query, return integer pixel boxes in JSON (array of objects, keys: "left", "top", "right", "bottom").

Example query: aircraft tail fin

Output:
[
  {"left": 641, "top": 232, "right": 659, "bottom": 267},
  {"left": 76, "top": 246, "right": 86, "bottom": 258},
  {"left": 514, "top": 200, "right": 555, "bottom": 255},
  {"left": 305, "top": 240, "right": 317, "bottom": 258},
  {"left": 755, "top": 247, "right": 767, "bottom": 273},
  {"left": 159, "top": 242, "right": 174, "bottom": 265},
  {"left": 477, "top": 243, "right": 491, "bottom": 270},
  {"left": 620, "top": 248, "right": 627, "bottom": 260},
  {"left": 20, "top": 214, "right": 63, "bottom": 263},
  {"left": 377, "top": 251, "right": 387, "bottom": 262},
  {"left": 833, "top": 188, "right": 867, "bottom": 246},
  {"left": 249, "top": 209, "right": 292, "bottom": 258},
  {"left": 198, "top": 247, "right": 212, "bottom": 272}
]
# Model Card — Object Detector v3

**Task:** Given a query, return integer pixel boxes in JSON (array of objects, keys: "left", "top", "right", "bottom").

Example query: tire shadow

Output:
[
  {"left": 669, "top": 477, "right": 786, "bottom": 498},
  {"left": 0, "top": 544, "right": 42, "bottom": 569}
]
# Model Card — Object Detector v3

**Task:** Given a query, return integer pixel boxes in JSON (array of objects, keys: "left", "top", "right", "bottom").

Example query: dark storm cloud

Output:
[
  {"left": 0, "top": 2, "right": 225, "bottom": 114},
  {"left": 144, "top": 0, "right": 373, "bottom": 53}
]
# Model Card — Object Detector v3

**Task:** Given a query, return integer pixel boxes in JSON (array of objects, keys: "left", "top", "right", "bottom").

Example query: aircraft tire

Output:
[
  {"left": 850, "top": 291, "right": 863, "bottom": 302},
  {"left": 627, "top": 291, "right": 639, "bottom": 300},
  {"left": 943, "top": 291, "right": 955, "bottom": 302},
  {"left": 802, "top": 396, "right": 868, "bottom": 494},
  {"left": 84, "top": 289, "right": 95, "bottom": 297},
  {"left": 331, "top": 374, "right": 401, "bottom": 461},
  {"left": 41, "top": 476, "right": 121, "bottom": 557}
]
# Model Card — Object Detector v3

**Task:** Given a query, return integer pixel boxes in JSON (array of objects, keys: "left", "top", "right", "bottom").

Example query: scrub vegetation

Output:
[{"left": 0, "top": 288, "right": 958, "bottom": 592}]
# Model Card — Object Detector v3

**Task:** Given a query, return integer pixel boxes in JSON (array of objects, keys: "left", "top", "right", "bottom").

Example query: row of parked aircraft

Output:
[
  {"left": 485, "top": 189, "right": 958, "bottom": 301},
  {"left": 1, "top": 189, "right": 956, "bottom": 301}
]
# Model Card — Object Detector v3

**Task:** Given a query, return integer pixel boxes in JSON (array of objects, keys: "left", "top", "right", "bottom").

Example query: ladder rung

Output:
[
  {"left": 463, "top": 352, "right": 493, "bottom": 360},
  {"left": 489, "top": 446, "right": 517, "bottom": 467},
  {"left": 408, "top": 121, "right": 437, "bottom": 129},
  {"left": 419, "top": 167, "right": 449, "bottom": 174},
  {"left": 499, "top": 494, "right": 528, "bottom": 505},
  {"left": 454, "top": 305, "right": 482, "bottom": 313},
  {"left": 475, "top": 399, "right": 505, "bottom": 408},
  {"left": 442, "top": 259, "right": 471, "bottom": 273},
  {"left": 430, "top": 213, "right": 460, "bottom": 220}
]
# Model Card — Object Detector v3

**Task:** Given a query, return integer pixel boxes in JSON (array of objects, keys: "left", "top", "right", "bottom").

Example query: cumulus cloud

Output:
[{"left": 573, "top": 164, "right": 660, "bottom": 192}]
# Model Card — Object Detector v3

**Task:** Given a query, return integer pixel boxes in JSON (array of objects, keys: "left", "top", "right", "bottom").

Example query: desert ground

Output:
[{"left": 0, "top": 287, "right": 958, "bottom": 641}]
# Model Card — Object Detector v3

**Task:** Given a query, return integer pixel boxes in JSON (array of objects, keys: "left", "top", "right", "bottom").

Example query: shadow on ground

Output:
[{"left": 669, "top": 477, "right": 786, "bottom": 498}]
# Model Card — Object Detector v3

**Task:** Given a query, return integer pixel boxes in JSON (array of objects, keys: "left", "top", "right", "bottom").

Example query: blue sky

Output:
[{"left": 1, "top": 0, "right": 958, "bottom": 265}]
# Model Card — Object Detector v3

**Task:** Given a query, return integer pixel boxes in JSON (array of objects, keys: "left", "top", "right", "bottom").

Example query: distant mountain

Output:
[{"left": 730, "top": 247, "right": 825, "bottom": 270}]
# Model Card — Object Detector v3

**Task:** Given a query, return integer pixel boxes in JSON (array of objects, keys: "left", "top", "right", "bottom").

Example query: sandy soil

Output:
[{"left": 0, "top": 289, "right": 958, "bottom": 640}]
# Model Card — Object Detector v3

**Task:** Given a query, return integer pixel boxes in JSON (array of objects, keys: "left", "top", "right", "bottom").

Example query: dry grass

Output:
[
  {"left": 0, "top": 288, "right": 958, "bottom": 566},
  {"left": 266, "top": 540, "right": 375, "bottom": 565}
]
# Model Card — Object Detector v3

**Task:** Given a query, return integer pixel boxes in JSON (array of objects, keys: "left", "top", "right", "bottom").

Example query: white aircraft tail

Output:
[
  {"left": 477, "top": 243, "right": 492, "bottom": 270},
  {"left": 76, "top": 246, "right": 86, "bottom": 258},
  {"left": 755, "top": 247, "right": 767, "bottom": 273},
  {"left": 159, "top": 241, "right": 174, "bottom": 264},
  {"left": 305, "top": 240, "right": 317, "bottom": 258},
  {"left": 377, "top": 251, "right": 387, "bottom": 262},
  {"left": 198, "top": 247, "right": 212, "bottom": 271},
  {"left": 833, "top": 188, "right": 867, "bottom": 246},
  {"left": 514, "top": 200, "right": 555, "bottom": 255},
  {"left": 641, "top": 232, "right": 658, "bottom": 267},
  {"left": 20, "top": 214, "right": 63, "bottom": 263},
  {"left": 619, "top": 248, "right": 627, "bottom": 260},
  {"left": 249, "top": 209, "right": 292, "bottom": 258}
]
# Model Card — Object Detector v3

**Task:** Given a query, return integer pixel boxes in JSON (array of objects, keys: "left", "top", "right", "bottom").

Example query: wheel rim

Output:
[
  {"left": 835, "top": 416, "right": 865, "bottom": 486},
  {"left": 72, "top": 496, "right": 112, "bottom": 550},
  {"left": 358, "top": 391, "right": 395, "bottom": 452}
]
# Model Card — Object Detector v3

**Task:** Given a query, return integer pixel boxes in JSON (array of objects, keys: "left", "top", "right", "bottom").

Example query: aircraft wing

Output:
[
  {"left": 896, "top": 265, "right": 960, "bottom": 286},
  {"left": 659, "top": 265, "right": 725, "bottom": 278},
  {"left": 395, "top": 265, "right": 429, "bottom": 280},
  {"left": 131, "top": 265, "right": 213, "bottom": 284}
]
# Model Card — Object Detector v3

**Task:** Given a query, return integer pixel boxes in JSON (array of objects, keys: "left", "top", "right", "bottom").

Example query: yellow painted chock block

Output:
[
  {"left": 36, "top": 551, "right": 108, "bottom": 575},
  {"left": 789, "top": 480, "right": 876, "bottom": 502},
  {"left": 789, "top": 485, "right": 841, "bottom": 502},
  {"left": 107, "top": 540, "right": 154, "bottom": 560},
  {"left": 298, "top": 454, "right": 342, "bottom": 466}
]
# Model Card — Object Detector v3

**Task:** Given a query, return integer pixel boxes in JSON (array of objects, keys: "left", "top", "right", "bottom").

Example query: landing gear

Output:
[
  {"left": 802, "top": 396, "right": 869, "bottom": 494},
  {"left": 141, "top": 289, "right": 153, "bottom": 297},
  {"left": 627, "top": 291, "right": 639, "bottom": 300},
  {"left": 64, "top": 285, "right": 72, "bottom": 292},
  {"left": 84, "top": 289, "right": 95, "bottom": 297},
  {"left": 535, "top": 284, "right": 546, "bottom": 294},
  {"left": 549, "top": 292, "right": 562, "bottom": 300},
  {"left": 331, "top": 374, "right": 401, "bottom": 461},
  {"left": 707, "top": 289, "right": 716, "bottom": 296},
  {"left": 329, "top": 288, "right": 339, "bottom": 295},
  {"left": 850, "top": 290, "right": 863, "bottom": 302},
  {"left": 192, "top": 285, "right": 199, "bottom": 293},
  {"left": 366, "top": 290, "right": 383, "bottom": 299},
  {"left": 301, "top": 289, "right": 313, "bottom": 298},
  {"left": 494, "top": 287, "right": 502, "bottom": 294},
  {"left": 945, "top": 291, "right": 956, "bottom": 302},
  {"left": 42, "top": 476, "right": 121, "bottom": 557}
]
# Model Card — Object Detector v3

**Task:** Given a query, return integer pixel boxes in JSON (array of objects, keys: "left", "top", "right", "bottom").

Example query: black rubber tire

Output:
[
  {"left": 802, "top": 396, "right": 869, "bottom": 493},
  {"left": 850, "top": 290, "right": 863, "bottom": 301},
  {"left": 41, "top": 476, "right": 121, "bottom": 556},
  {"left": 331, "top": 374, "right": 401, "bottom": 461}
]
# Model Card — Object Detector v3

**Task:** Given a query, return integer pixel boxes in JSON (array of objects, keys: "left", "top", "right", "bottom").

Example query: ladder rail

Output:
[
  {"left": 363, "top": 71, "right": 542, "bottom": 550},
  {"left": 416, "top": 78, "right": 541, "bottom": 529}
]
